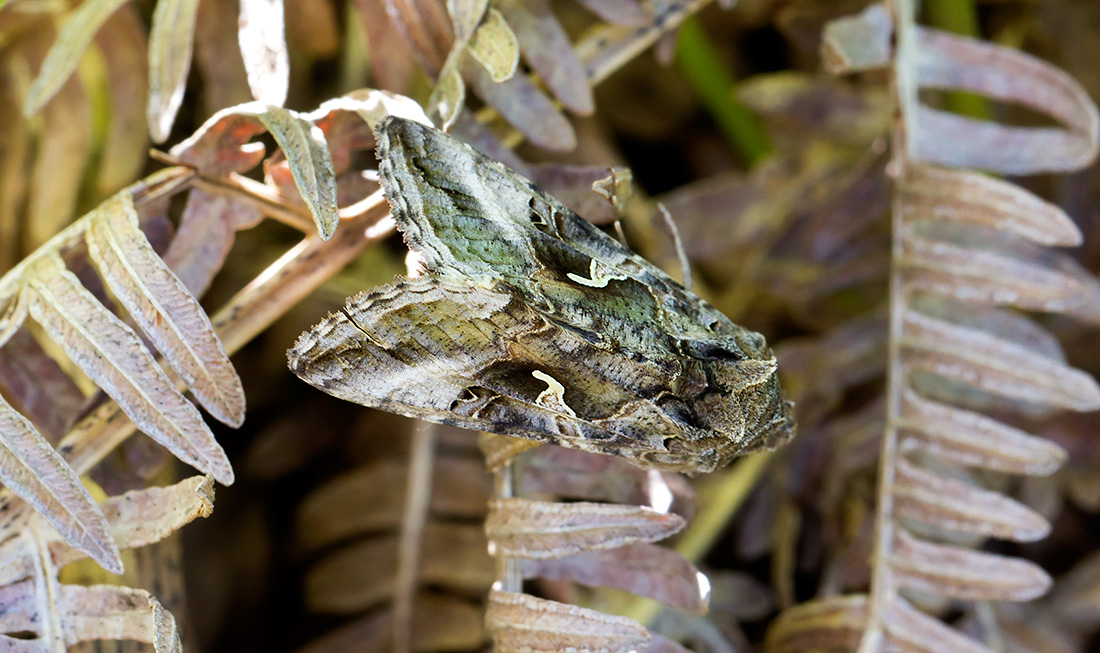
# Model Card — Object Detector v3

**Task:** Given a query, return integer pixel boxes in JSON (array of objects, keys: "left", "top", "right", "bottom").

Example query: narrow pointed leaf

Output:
[
  {"left": 900, "top": 391, "right": 1066, "bottom": 475},
  {"left": 894, "top": 460, "right": 1049, "bottom": 541},
  {"left": 22, "top": 0, "right": 130, "bottom": 117},
  {"left": 257, "top": 106, "right": 340, "bottom": 239},
  {"left": 147, "top": 0, "right": 201, "bottom": 142},
  {"left": 900, "top": 165, "right": 1082, "bottom": 246},
  {"left": 238, "top": 0, "right": 289, "bottom": 106},
  {"left": 903, "top": 309, "right": 1100, "bottom": 411},
  {"left": 487, "top": 591, "right": 651, "bottom": 653},
  {"left": 910, "top": 27, "right": 1099, "bottom": 173},
  {"left": 24, "top": 254, "right": 233, "bottom": 485},
  {"left": 889, "top": 529, "right": 1051, "bottom": 601},
  {"left": 85, "top": 192, "right": 245, "bottom": 427},
  {"left": 496, "top": 0, "right": 594, "bottom": 114},
  {"left": 0, "top": 393, "right": 120, "bottom": 573},
  {"left": 884, "top": 597, "right": 994, "bottom": 653},
  {"left": 485, "top": 498, "right": 685, "bottom": 559},
  {"left": 523, "top": 543, "right": 708, "bottom": 612}
]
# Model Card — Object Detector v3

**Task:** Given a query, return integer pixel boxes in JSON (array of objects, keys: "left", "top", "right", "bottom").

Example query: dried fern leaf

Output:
[
  {"left": 899, "top": 165, "right": 1082, "bottom": 247},
  {"left": 306, "top": 522, "right": 492, "bottom": 614},
  {"left": 0, "top": 392, "right": 120, "bottom": 574},
  {"left": 85, "top": 192, "right": 245, "bottom": 427},
  {"left": 60, "top": 585, "right": 181, "bottom": 652},
  {"left": 523, "top": 543, "right": 709, "bottom": 612},
  {"left": 466, "top": 7, "right": 520, "bottom": 83},
  {"left": 902, "top": 229, "right": 1088, "bottom": 313},
  {"left": 0, "top": 291, "right": 27, "bottom": 349},
  {"left": 487, "top": 590, "right": 651, "bottom": 653},
  {"left": 902, "top": 309, "right": 1100, "bottom": 411},
  {"left": 496, "top": 0, "right": 594, "bottom": 114},
  {"left": 899, "top": 391, "right": 1066, "bottom": 475},
  {"left": 485, "top": 498, "right": 685, "bottom": 558},
  {"left": 893, "top": 460, "right": 1048, "bottom": 541},
  {"left": 24, "top": 254, "right": 233, "bottom": 485},
  {"left": 520, "top": 446, "right": 694, "bottom": 517},
  {"left": 909, "top": 27, "right": 1099, "bottom": 174},
  {"left": 94, "top": 9, "right": 150, "bottom": 196},
  {"left": 298, "top": 593, "right": 485, "bottom": 653},
  {"left": 238, "top": 0, "right": 289, "bottom": 106},
  {"left": 49, "top": 475, "right": 213, "bottom": 570},
  {"left": 297, "top": 456, "right": 489, "bottom": 551},
  {"left": 766, "top": 595, "right": 868, "bottom": 652},
  {"left": 889, "top": 529, "right": 1050, "bottom": 601},
  {"left": 883, "top": 597, "right": 992, "bottom": 653},
  {"left": 21, "top": 0, "right": 129, "bottom": 117},
  {"left": 147, "top": 0, "right": 201, "bottom": 143}
]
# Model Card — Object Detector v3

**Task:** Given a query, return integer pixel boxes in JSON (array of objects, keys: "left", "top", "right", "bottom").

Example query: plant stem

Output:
[{"left": 676, "top": 16, "right": 770, "bottom": 166}]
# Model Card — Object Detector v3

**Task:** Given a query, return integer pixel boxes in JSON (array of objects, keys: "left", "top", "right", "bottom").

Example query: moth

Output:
[{"left": 288, "top": 117, "right": 794, "bottom": 474}]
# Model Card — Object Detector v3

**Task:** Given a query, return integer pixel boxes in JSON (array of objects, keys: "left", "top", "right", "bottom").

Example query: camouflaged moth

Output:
[{"left": 287, "top": 117, "right": 794, "bottom": 474}]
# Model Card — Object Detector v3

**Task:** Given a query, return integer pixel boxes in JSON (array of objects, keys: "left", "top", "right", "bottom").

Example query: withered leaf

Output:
[
  {"left": 485, "top": 498, "right": 684, "bottom": 558},
  {"left": 22, "top": 0, "right": 130, "bottom": 117},
  {"left": 24, "top": 254, "right": 233, "bottom": 485},
  {"left": 487, "top": 590, "right": 651, "bottom": 653},
  {"left": 238, "top": 0, "right": 290, "bottom": 106},
  {"left": 0, "top": 392, "right": 120, "bottom": 573},
  {"left": 466, "top": 7, "right": 519, "bottom": 83},
  {"left": 85, "top": 192, "right": 245, "bottom": 427},
  {"left": 147, "top": 0, "right": 201, "bottom": 142},
  {"left": 523, "top": 543, "right": 708, "bottom": 612}
]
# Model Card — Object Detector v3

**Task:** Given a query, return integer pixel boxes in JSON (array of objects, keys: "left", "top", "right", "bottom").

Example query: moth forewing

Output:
[{"left": 289, "top": 117, "right": 795, "bottom": 474}]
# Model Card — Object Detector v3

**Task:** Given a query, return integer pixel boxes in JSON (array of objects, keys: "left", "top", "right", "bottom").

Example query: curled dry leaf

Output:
[
  {"left": 171, "top": 102, "right": 340, "bottom": 239},
  {"left": 486, "top": 498, "right": 685, "bottom": 559},
  {"left": 487, "top": 590, "right": 651, "bottom": 653},
  {"left": 238, "top": 0, "right": 290, "bottom": 106},
  {"left": 147, "top": 0, "right": 201, "bottom": 143}
]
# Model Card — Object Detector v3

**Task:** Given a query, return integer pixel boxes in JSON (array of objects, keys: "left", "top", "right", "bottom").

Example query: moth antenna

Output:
[{"left": 658, "top": 202, "right": 693, "bottom": 292}]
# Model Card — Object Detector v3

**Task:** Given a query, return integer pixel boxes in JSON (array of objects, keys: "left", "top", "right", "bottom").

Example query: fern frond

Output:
[
  {"left": 0, "top": 475, "right": 211, "bottom": 650},
  {"left": 770, "top": 2, "right": 1100, "bottom": 651}
]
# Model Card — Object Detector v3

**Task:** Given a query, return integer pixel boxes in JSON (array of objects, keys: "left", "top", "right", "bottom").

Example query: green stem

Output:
[
  {"left": 923, "top": 0, "right": 990, "bottom": 119},
  {"left": 676, "top": 17, "right": 770, "bottom": 166}
]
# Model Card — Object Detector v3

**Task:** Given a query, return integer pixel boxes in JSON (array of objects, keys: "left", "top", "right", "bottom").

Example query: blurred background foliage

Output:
[{"left": 5, "top": 0, "right": 1100, "bottom": 651}]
